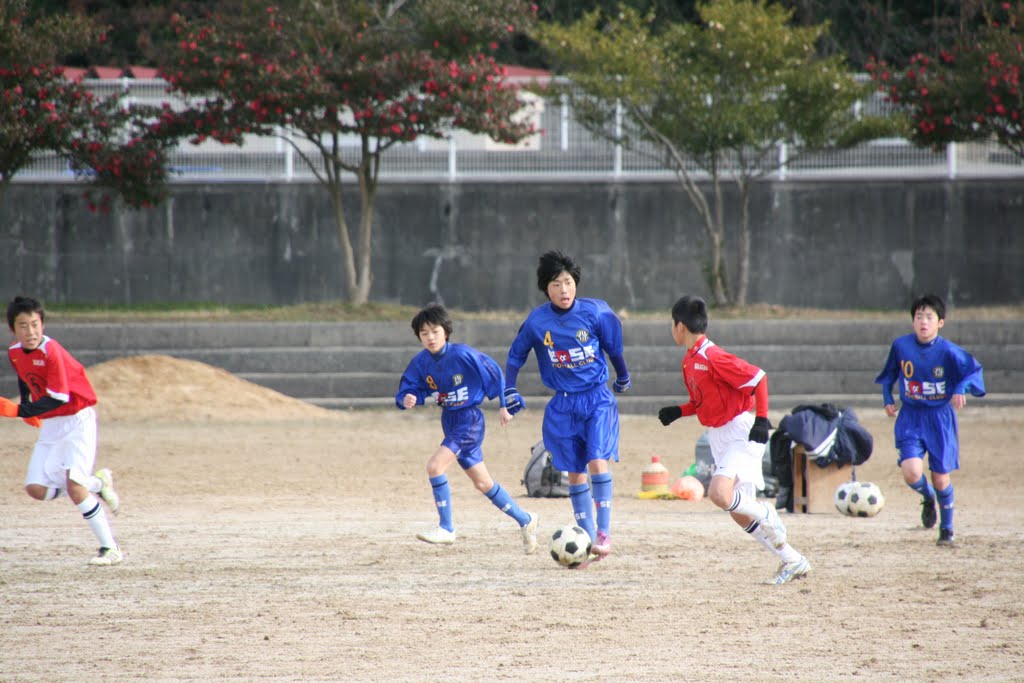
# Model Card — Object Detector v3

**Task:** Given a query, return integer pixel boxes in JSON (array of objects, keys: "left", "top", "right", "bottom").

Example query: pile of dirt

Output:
[{"left": 87, "top": 354, "right": 340, "bottom": 422}]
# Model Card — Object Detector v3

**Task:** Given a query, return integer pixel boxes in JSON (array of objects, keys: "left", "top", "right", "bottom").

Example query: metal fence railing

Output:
[{"left": 12, "top": 77, "right": 1024, "bottom": 184}]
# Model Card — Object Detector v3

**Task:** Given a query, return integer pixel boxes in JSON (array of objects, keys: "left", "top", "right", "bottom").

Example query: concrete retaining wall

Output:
[{"left": 2, "top": 178, "right": 1022, "bottom": 311}]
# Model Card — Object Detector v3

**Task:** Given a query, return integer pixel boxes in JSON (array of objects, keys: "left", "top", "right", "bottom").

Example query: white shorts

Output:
[
  {"left": 706, "top": 412, "right": 765, "bottom": 491},
  {"left": 24, "top": 407, "right": 98, "bottom": 489}
]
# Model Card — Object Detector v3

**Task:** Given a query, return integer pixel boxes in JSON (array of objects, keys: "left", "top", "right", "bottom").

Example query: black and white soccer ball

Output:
[
  {"left": 834, "top": 481, "right": 856, "bottom": 515},
  {"left": 550, "top": 524, "right": 592, "bottom": 568},
  {"left": 847, "top": 481, "right": 886, "bottom": 518}
]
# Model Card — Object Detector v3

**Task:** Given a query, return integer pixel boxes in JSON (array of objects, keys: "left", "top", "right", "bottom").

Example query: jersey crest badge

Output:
[
  {"left": 575, "top": 329, "right": 590, "bottom": 344},
  {"left": 932, "top": 366, "right": 945, "bottom": 379},
  {"left": 452, "top": 373, "right": 464, "bottom": 386}
]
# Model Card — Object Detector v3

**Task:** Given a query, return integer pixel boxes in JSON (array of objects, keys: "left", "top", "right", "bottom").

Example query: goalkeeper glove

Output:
[
  {"left": 748, "top": 416, "right": 772, "bottom": 444},
  {"left": 658, "top": 406, "right": 683, "bottom": 426},
  {"left": 503, "top": 387, "right": 526, "bottom": 415},
  {"left": 0, "top": 397, "right": 18, "bottom": 418}
]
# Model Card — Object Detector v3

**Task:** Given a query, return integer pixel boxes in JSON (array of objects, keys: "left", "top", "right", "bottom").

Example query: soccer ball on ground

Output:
[
  {"left": 671, "top": 475, "right": 705, "bottom": 501},
  {"left": 847, "top": 481, "right": 886, "bottom": 518},
  {"left": 550, "top": 524, "right": 592, "bottom": 568},
  {"left": 834, "top": 481, "right": 857, "bottom": 515}
]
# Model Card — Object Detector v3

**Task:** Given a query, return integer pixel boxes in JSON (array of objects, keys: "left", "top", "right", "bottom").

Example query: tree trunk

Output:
[
  {"left": 327, "top": 176, "right": 359, "bottom": 302},
  {"left": 708, "top": 170, "right": 730, "bottom": 306},
  {"left": 735, "top": 179, "right": 751, "bottom": 306},
  {"left": 665, "top": 144, "right": 732, "bottom": 307},
  {"left": 352, "top": 157, "right": 378, "bottom": 305}
]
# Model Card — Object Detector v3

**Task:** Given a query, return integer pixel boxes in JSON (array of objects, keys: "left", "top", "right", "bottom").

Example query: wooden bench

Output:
[{"left": 791, "top": 444, "right": 853, "bottom": 513}]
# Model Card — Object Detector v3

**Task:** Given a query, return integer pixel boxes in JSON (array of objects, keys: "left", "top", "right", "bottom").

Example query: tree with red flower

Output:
[
  {"left": 162, "top": 1, "right": 537, "bottom": 304},
  {"left": 0, "top": 1, "right": 175, "bottom": 210},
  {"left": 868, "top": 1, "right": 1024, "bottom": 160}
]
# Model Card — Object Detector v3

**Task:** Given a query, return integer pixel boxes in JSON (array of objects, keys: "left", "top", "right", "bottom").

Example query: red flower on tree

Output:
[{"left": 161, "top": 1, "right": 538, "bottom": 304}]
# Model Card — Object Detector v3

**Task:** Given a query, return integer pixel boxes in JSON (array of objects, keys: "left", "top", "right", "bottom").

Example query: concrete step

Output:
[
  {"left": 48, "top": 318, "right": 1024, "bottom": 350},
  {"left": 25, "top": 320, "right": 1023, "bottom": 412},
  {"left": 309, "top": 393, "right": 1024, "bottom": 414},
  {"left": 236, "top": 367, "right": 1022, "bottom": 399},
  {"left": 70, "top": 344, "right": 1024, "bottom": 376}
]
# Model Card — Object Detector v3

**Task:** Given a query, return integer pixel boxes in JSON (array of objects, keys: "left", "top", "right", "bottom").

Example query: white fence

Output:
[{"left": 13, "top": 77, "right": 1024, "bottom": 183}]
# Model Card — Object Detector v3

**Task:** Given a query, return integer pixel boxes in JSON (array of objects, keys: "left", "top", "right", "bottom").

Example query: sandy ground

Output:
[{"left": 1, "top": 357, "right": 1022, "bottom": 682}]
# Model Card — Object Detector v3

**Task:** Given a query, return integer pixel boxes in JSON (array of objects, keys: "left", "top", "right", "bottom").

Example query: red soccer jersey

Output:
[
  {"left": 7, "top": 336, "right": 97, "bottom": 418},
  {"left": 680, "top": 335, "right": 765, "bottom": 428}
]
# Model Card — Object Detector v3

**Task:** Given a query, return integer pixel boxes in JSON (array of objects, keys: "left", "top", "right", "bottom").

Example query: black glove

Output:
[
  {"left": 748, "top": 416, "right": 772, "bottom": 444},
  {"left": 658, "top": 405, "right": 683, "bottom": 426}
]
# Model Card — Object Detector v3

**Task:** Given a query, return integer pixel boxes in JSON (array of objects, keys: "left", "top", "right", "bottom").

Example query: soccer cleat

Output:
[
  {"left": 566, "top": 553, "right": 599, "bottom": 570},
  {"left": 921, "top": 497, "right": 937, "bottom": 529},
  {"left": 767, "top": 556, "right": 810, "bottom": 585},
  {"left": 937, "top": 528, "right": 956, "bottom": 547},
  {"left": 760, "top": 504, "right": 788, "bottom": 550},
  {"left": 520, "top": 513, "right": 539, "bottom": 555},
  {"left": 88, "top": 546, "right": 123, "bottom": 566},
  {"left": 416, "top": 525, "right": 456, "bottom": 545},
  {"left": 94, "top": 468, "right": 120, "bottom": 515},
  {"left": 590, "top": 530, "right": 611, "bottom": 563}
]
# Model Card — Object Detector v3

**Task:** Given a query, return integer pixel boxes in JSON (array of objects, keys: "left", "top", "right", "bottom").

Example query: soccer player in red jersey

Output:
[
  {"left": 657, "top": 295, "right": 810, "bottom": 585},
  {"left": 3, "top": 295, "right": 122, "bottom": 566}
]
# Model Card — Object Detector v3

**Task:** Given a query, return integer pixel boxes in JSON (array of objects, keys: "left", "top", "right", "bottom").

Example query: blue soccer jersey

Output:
[
  {"left": 876, "top": 334, "right": 985, "bottom": 472},
  {"left": 395, "top": 343, "right": 506, "bottom": 411},
  {"left": 875, "top": 334, "right": 985, "bottom": 409},
  {"left": 506, "top": 298, "right": 624, "bottom": 394}
]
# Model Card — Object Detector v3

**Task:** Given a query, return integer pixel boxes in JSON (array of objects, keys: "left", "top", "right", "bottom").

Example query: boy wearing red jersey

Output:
[
  {"left": 657, "top": 295, "right": 810, "bottom": 585},
  {"left": 3, "top": 296, "right": 122, "bottom": 566}
]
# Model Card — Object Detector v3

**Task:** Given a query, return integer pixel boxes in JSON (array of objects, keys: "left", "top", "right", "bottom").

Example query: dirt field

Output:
[{"left": 1, "top": 357, "right": 1022, "bottom": 682}]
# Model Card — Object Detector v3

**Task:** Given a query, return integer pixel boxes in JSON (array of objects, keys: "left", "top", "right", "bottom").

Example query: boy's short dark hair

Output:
[
  {"left": 7, "top": 295, "right": 44, "bottom": 331},
  {"left": 911, "top": 294, "right": 946, "bottom": 320},
  {"left": 536, "top": 250, "right": 581, "bottom": 293},
  {"left": 411, "top": 303, "right": 452, "bottom": 339},
  {"left": 671, "top": 295, "right": 708, "bottom": 334}
]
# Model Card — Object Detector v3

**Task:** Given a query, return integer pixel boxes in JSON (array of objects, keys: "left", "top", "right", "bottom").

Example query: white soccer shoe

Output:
[
  {"left": 768, "top": 556, "right": 810, "bottom": 585},
  {"left": 416, "top": 525, "right": 456, "bottom": 545},
  {"left": 95, "top": 468, "right": 120, "bottom": 515},
  {"left": 520, "top": 513, "right": 539, "bottom": 554},
  {"left": 88, "top": 546, "right": 124, "bottom": 566},
  {"left": 760, "top": 503, "right": 787, "bottom": 550}
]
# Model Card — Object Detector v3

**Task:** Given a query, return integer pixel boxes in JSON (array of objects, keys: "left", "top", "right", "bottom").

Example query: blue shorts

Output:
[
  {"left": 894, "top": 405, "right": 960, "bottom": 474},
  {"left": 542, "top": 384, "right": 620, "bottom": 475},
  {"left": 441, "top": 407, "right": 485, "bottom": 469}
]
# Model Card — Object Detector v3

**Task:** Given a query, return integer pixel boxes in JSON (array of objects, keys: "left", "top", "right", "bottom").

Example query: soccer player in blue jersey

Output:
[
  {"left": 875, "top": 294, "right": 985, "bottom": 547},
  {"left": 504, "top": 251, "right": 631, "bottom": 565},
  {"left": 396, "top": 304, "right": 539, "bottom": 554}
]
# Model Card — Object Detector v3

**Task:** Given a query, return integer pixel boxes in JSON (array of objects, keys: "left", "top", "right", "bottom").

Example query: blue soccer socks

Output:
[
  {"left": 429, "top": 474, "right": 454, "bottom": 532},
  {"left": 569, "top": 482, "right": 596, "bottom": 540},
  {"left": 591, "top": 472, "right": 613, "bottom": 536},
  {"left": 936, "top": 484, "right": 955, "bottom": 530},
  {"left": 485, "top": 482, "right": 530, "bottom": 527},
  {"left": 909, "top": 474, "right": 936, "bottom": 501}
]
